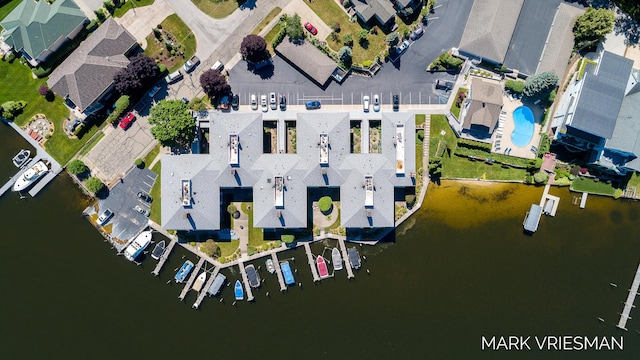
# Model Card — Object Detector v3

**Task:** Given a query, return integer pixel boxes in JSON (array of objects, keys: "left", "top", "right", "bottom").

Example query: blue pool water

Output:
[{"left": 510, "top": 106, "right": 535, "bottom": 147}]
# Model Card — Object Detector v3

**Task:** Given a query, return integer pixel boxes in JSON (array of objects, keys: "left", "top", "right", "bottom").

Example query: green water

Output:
[{"left": 1, "top": 124, "right": 639, "bottom": 359}]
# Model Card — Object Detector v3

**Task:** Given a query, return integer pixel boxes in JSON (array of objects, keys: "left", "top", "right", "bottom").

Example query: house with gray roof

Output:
[
  {"left": 0, "top": 0, "right": 87, "bottom": 66},
  {"left": 161, "top": 111, "right": 416, "bottom": 233},
  {"left": 460, "top": 77, "right": 503, "bottom": 139},
  {"left": 275, "top": 38, "right": 337, "bottom": 88},
  {"left": 554, "top": 50, "right": 640, "bottom": 176},
  {"left": 352, "top": 0, "right": 396, "bottom": 27},
  {"left": 48, "top": 18, "right": 138, "bottom": 117}
]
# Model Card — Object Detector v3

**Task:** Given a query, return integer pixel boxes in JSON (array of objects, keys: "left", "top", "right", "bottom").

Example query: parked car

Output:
[
  {"left": 396, "top": 40, "right": 410, "bottom": 54},
  {"left": 279, "top": 95, "right": 287, "bottom": 111},
  {"left": 393, "top": 94, "right": 399, "bottom": 111},
  {"left": 133, "top": 205, "right": 150, "bottom": 217},
  {"left": 219, "top": 95, "right": 230, "bottom": 111},
  {"left": 363, "top": 95, "right": 370, "bottom": 112},
  {"left": 305, "top": 100, "right": 321, "bottom": 110},
  {"left": 304, "top": 22, "right": 318, "bottom": 35},
  {"left": 165, "top": 69, "right": 183, "bottom": 84},
  {"left": 119, "top": 112, "right": 135, "bottom": 130},
  {"left": 410, "top": 27, "right": 424, "bottom": 41},
  {"left": 137, "top": 192, "right": 152, "bottom": 203},
  {"left": 183, "top": 55, "right": 200, "bottom": 73},
  {"left": 260, "top": 94, "right": 268, "bottom": 112},
  {"left": 97, "top": 209, "right": 113, "bottom": 226},
  {"left": 435, "top": 80, "right": 454, "bottom": 91},
  {"left": 250, "top": 94, "right": 258, "bottom": 110},
  {"left": 373, "top": 94, "right": 380, "bottom": 112},
  {"left": 269, "top": 92, "right": 277, "bottom": 110},
  {"left": 148, "top": 85, "right": 161, "bottom": 98},
  {"left": 211, "top": 60, "right": 224, "bottom": 72},
  {"left": 231, "top": 94, "right": 239, "bottom": 110}
]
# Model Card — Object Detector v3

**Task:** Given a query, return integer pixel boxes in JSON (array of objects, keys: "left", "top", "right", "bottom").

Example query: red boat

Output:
[{"left": 317, "top": 256, "right": 329, "bottom": 279}]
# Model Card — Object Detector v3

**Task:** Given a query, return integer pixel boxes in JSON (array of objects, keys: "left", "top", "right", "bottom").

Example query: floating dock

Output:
[
  {"left": 238, "top": 261, "right": 255, "bottom": 301},
  {"left": 617, "top": 260, "right": 640, "bottom": 330},
  {"left": 303, "top": 242, "right": 320, "bottom": 282},
  {"left": 271, "top": 252, "right": 287, "bottom": 291},
  {"left": 580, "top": 192, "right": 588, "bottom": 209},
  {"left": 193, "top": 266, "right": 219, "bottom": 309},
  {"left": 179, "top": 257, "right": 205, "bottom": 301},
  {"left": 542, "top": 194, "right": 560, "bottom": 216},
  {"left": 337, "top": 237, "right": 355, "bottom": 279},
  {"left": 152, "top": 238, "right": 177, "bottom": 276}
]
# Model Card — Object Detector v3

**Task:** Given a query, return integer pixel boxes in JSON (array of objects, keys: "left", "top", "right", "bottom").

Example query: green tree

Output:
[
  {"left": 523, "top": 71, "right": 558, "bottom": 99},
  {"left": 505, "top": 79, "right": 525, "bottom": 94},
  {"left": 338, "top": 46, "right": 352, "bottom": 67},
  {"left": 318, "top": 196, "right": 333, "bottom": 212},
  {"left": 148, "top": 100, "right": 196, "bottom": 147},
  {"left": 227, "top": 204, "right": 237, "bottom": 215},
  {"left": 405, "top": 194, "right": 416, "bottom": 207},
  {"left": 108, "top": 95, "right": 130, "bottom": 124},
  {"left": 281, "top": 234, "right": 295, "bottom": 244},
  {"left": 67, "top": 159, "right": 88, "bottom": 175},
  {"left": 199, "top": 239, "right": 219, "bottom": 257},
  {"left": 533, "top": 172, "right": 549, "bottom": 185},
  {"left": 1, "top": 100, "right": 27, "bottom": 120},
  {"left": 386, "top": 32, "right": 400, "bottom": 47},
  {"left": 188, "top": 97, "right": 207, "bottom": 111},
  {"left": 342, "top": 33, "right": 353, "bottom": 47},
  {"left": 86, "top": 177, "right": 105, "bottom": 194},
  {"left": 573, "top": 8, "right": 615, "bottom": 44},
  {"left": 285, "top": 13, "right": 304, "bottom": 40}
]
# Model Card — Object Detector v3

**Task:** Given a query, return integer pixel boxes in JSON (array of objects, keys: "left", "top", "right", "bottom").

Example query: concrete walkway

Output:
[{"left": 114, "top": 0, "right": 175, "bottom": 49}]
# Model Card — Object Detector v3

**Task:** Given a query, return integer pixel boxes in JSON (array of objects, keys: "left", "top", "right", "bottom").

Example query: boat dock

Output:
[
  {"left": 271, "top": 252, "right": 287, "bottom": 291},
  {"left": 524, "top": 174, "right": 560, "bottom": 232},
  {"left": 580, "top": 192, "right": 588, "bottom": 209},
  {"left": 238, "top": 261, "right": 255, "bottom": 301},
  {"left": 152, "top": 238, "right": 177, "bottom": 276},
  {"left": 179, "top": 257, "right": 205, "bottom": 301},
  {"left": 193, "top": 266, "right": 219, "bottom": 309},
  {"left": 337, "top": 237, "right": 355, "bottom": 279},
  {"left": 617, "top": 260, "right": 640, "bottom": 330},
  {"left": 303, "top": 242, "right": 320, "bottom": 282}
]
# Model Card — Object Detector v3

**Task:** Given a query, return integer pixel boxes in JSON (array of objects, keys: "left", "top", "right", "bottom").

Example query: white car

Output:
[
  {"left": 260, "top": 95, "right": 268, "bottom": 112},
  {"left": 134, "top": 205, "right": 150, "bottom": 217},
  {"left": 373, "top": 94, "right": 380, "bottom": 112},
  {"left": 363, "top": 95, "right": 370, "bottom": 112},
  {"left": 250, "top": 94, "right": 258, "bottom": 110},
  {"left": 270, "top": 92, "right": 277, "bottom": 110},
  {"left": 97, "top": 209, "right": 113, "bottom": 226}
]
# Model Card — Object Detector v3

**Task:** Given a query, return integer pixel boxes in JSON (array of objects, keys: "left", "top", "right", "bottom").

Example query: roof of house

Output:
[
  {"left": 570, "top": 51, "right": 634, "bottom": 139},
  {"left": 462, "top": 77, "right": 503, "bottom": 132},
  {"left": 0, "top": 0, "right": 87, "bottom": 60},
  {"left": 605, "top": 75, "right": 640, "bottom": 171},
  {"left": 396, "top": 0, "right": 413, "bottom": 9},
  {"left": 48, "top": 18, "right": 137, "bottom": 111},
  {"left": 352, "top": 0, "right": 396, "bottom": 25},
  {"left": 275, "top": 38, "right": 337, "bottom": 87}
]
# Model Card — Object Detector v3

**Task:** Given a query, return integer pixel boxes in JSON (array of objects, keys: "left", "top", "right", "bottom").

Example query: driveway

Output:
[
  {"left": 114, "top": 0, "right": 175, "bottom": 49},
  {"left": 283, "top": 0, "right": 332, "bottom": 40}
]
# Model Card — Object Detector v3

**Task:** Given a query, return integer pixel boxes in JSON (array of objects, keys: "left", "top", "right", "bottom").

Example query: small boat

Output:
[
  {"left": 317, "top": 256, "right": 329, "bottom": 279},
  {"left": 175, "top": 260, "right": 194, "bottom": 283},
  {"left": 12, "top": 160, "right": 49, "bottom": 192},
  {"left": 151, "top": 240, "right": 165, "bottom": 260},
  {"left": 207, "top": 273, "right": 226, "bottom": 296},
  {"left": 281, "top": 261, "right": 295, "bottom": 285},
  {"left": 266, "top": 259, "right": 275, "bottom": 274},
  {"left": 245, "top": 264, "right": 260, "bottom": 288},
  {"left": 192, "top": 272, "right": 207, "bottom": 292},
  {"left": 347, "top": 247, "right": 361, "bottom": 270},
  {"left": 12, "top": 149, "right": 30, "bottom": 168},
  {"left": 234, "top": 280, "right": 244, "bottom": 300},
  {"left": 123, "top": 230, "right": 152, "bottom": 262},
  {"left": 332, "top": 247, "right": 343, "bottom": 271}
]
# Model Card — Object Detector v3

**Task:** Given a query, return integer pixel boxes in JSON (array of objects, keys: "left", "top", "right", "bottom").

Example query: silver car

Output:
[
  {"left": 261, "top": 95, "right": 268, "bottom": 112},
  {"left": 270, "top": 92, "right": 277, "bottom": 110},
  {"left": 134, "top": 205, "right": 150, "bottom": 217},
  {"left": 250, "top": 94, "right": 258, "bottom": 110},
  {"left": 373, "top": 94, "right": 380, "bottom": 112},
  {"left": 363, "top": 95, "right": 370, "bottom": 112}
]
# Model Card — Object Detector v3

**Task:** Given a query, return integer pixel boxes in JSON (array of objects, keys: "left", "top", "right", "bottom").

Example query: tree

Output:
[
  {"left": 67, "top": 159, "right": 88, "bottom": 175},
  {"left": 281, "top": 234, "right": 295, "bottom": 244},
  {"left": 227, "top": 204, "right": 237, "bottom": 215},
  {"left": 523, "top": 71, "right": 558, "bottom": 99},
  {"left": 432, "top": 52, "right": 463, "bottom": 70},
  {"left": 318, "top": 196, "right": 333, "bottom": 213},
  {"left": 338, "top": 46, "right": 352, "bottom": 67},
  {"left": 505, "top": 79, "right": 525, "bottom": 94},
  {"left": 342, "top": 33, "right": 353, "bottom": 47},
  {"left": 573, "top": 8, "right": 615, "bottom": 44},
  {"left": 199, "top": 239, "right": 219, "bottom": 257},
  {"left": 1, "top": 100, "right": 26, "bottom": 120},
  {"left": 285, "top": 14, "right": 304, "bottom": 40},
  {"left": 134, "top": 158, "right": 144, "bottom": 168},
  {"left": 533, "top": 172, "right": 549, "bottom": 185},
  {"left": 38, "top": 85, "right": 49, "bottom": 96},
  {"left": 148, "top": 100, "right": 196, "bottom": 147},
  {"left": 386, "top": 32, "right": 400, "bottom": 47},
  {"left": 86, "top": 177, "right": 105, "bottom": 194},
  {"left": 113, "top": 55, "right": 159, "bottom": 96},
  {"left": 240, "top": 35, "right": 270, "bottom": 63},
  {"left": 200, "top": 69, "right": 231, "bottom": 99},
  {"left": 107, "top": 95, "right": 130, "bottom": 124},
  {"left": 188, "top": 97, "right": 207, "bottom": 111}
]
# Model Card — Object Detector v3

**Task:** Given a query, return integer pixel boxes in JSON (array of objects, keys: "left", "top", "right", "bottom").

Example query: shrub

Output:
[
  {"left": 86, "top": 19, "right": 99, "bottom": 32},
  {"left": 362, "top": 60, "right": 372, "bottom": 67},
  {"left": 523, "top": 71, "right": 558, "bottom": 99},
  {"left": 1, "top": 100, "right": 27, "bottom": 120},
  {"left": 332, "top": 22, "right": 341, "bottom": 33},
  {"left": 158, "top": 64, "right": 167, "bottom": 74},
  {"left": 32, "top": 66, "right": 52, "bottom": 78},
  {"left": 386, "top": 32, "right": 400, "bottom": 47},
  {"left": 5, "top": 52, "right": 15, "bottom": 63},
  {"left": 533, "top": 172, "right": 548, "bottom": 185},
  {"left": 405, "top": 194, "right": 416, "bottom": 207},
  {"left": 86, "top": 177, "right": 105, "bottom": 194},
  {"left": 505, "top": 79, "right": 525, "bottom": 94},
  {"left": 153, "top": 27, "right": 162, "bottom": 40},
  {"left": 342, "top": 0, "right": 351, "bottom": 8},
  {"left": 38, "top": 85, "right": 50, "bottom": 96},
  {"left": 67, "top": 159, "right": 88, "bottom": 175},
  {"left": 199, "top": 239, "right": 219, "bottom": 257},
  {"left": 417, "top": 129, "right": 424, "bottom": 141},
  {"left": 281, "top": 234, "right": 295, "bottom": 243},
  {"left": 570, "top": 165, "right": 581, "bottom": 176},
  {"left": 94, "top": 9, "right": 106, "bottom": 22},
  {"left": 457, "top": 138, "right": 492, "bottom": 152},
  {"left": 318, "top": 196, "right": 333, "bottom": 212},
  {"left": 134, "top": 158, "right": 144, "bottom": 168},
  {"left": 338, "top": 46, "right": 352, "bottom": 67},
  {"left": 343, "top": 34, "right": 353, "bottom": 47},
  {"left": 227, "top": 204, "right": 237, "bottom": 215}
]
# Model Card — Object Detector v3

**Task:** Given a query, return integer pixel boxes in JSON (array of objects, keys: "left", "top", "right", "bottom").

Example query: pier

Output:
[
  {"left": 238, "top": 261, "right": 255, "bottom": 301},
  {"left": 152, "top": 238, "right": 177, "bottom": 276},
  {"left": 179, "top": 257, "right": 205, "bottom": 301},
  {"left": 580, "top": 192, "right": 588, "bottom": 209},
  {"left": 617, "top": 260, "right": 640, "bottom": 330},
  {"left": 303, "top": 242, "right": 320, "bottom": 282},
  {"left": 337, "top": 237, "right": 355, "bottom": 279},
  {"left": 271, "top": 252, "right": 287, "bottom": 291},
  {"left": 193, "top": 266, "right": 219, "bottom": 309}
]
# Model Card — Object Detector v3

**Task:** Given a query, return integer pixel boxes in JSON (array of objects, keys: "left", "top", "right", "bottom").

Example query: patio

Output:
[{"left": 492, "top": 95, "right": 544, "bottom": 160}]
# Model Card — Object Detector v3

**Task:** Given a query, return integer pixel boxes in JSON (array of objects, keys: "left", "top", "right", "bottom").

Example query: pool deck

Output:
[{"left": 492, "top": 97, "right": 543, "bottom": 160}]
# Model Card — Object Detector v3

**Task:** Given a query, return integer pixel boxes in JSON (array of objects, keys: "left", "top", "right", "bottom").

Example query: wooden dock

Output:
[
  {"left": 617, "top": 260, "right": 640, "bottom": 330},
  {"left": 337, "top": 237, "right": 355, "bottom": 279},
  {"left": 271, "top": 252, "right": 287, "bottom": 291},
  {"left": 303, "top": 242, "right": 320, "bottom": 282},
  {"left": 238, "top": 261, "right": 255, "bottom": 301},
  {"left": 193, "top": 266, "right": 219, "bottom": 309},
  {"left": 179, "top": 257, "right": 205, "bottom": 301},
  {"left": 152, "top": 238, "right": 177, "bottom": 276},
  {"left": 580, "top": 192, "right": 588, "bottom": 209}
]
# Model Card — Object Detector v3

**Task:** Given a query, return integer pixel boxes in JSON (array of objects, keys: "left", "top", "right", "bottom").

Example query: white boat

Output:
[
  {"left": 151, "top": 240, "right": 165, "bottom": 260},
  {"left": 192, "top": 272, "right": 207, "bottom": 292},
  {"left": 332, "top": 247, "right": 343, "bottom": 271},
  {"left": 124, "top": 230, "right": 152, "bottom": 261},
  {"left": 12, "top": 149, "right": 30, "bottom": 168},
  {"left": 12, "top": 160, "right": 48, "bottom": 192}
]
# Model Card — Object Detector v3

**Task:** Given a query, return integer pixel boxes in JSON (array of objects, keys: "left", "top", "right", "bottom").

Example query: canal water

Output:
[{"left": 1, "top": 123, "right": 639, "bottom": 359}]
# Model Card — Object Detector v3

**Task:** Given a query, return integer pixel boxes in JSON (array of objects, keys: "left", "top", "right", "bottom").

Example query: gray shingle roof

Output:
[
  {"left": 606, "top": 87, "right": 640, "bottom": 171},
  {"left": 0, "top": 0, "right": 86, "bottom": 60},
  {"left": 352, "top": 0, "right": 396, "bottom": 25},
  {"left": 275, "top": 37, "right": 337, "bottom": 87},
  {"left": 463, "top": 78, "right": 503, "bottom": 133},
  {"left": 48, "top": 18, "right": 137, "bottom": 111}
]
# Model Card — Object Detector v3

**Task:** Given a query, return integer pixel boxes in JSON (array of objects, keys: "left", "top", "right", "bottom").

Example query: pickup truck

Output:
[{"left": 183, "top": 55, "right": 200, "bottom": 73}]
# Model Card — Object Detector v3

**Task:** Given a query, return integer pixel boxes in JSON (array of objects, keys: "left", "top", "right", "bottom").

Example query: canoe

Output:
[{"left": 234, "top": 280, "right": 244, "bottom": 300}]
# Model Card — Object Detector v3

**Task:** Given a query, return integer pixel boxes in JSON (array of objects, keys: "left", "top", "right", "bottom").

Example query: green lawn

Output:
[
  {"left": 79, "top": 132, "right": 105, "bottom": 156},
  {"left": 571, "top": 178, "right": 617, "bottom": 196},
  {"left": 240, "top": 202, "right": 264, "bottom": 246},
  {"left": 113, "top": 0, "right": 155, "bottom": 18},
  {"left": 450, "top": 87, "right": 468, "bottom": 119},
  {"left": 627, "top": 171, "right": 640, "bottom": 189},
  {"left": 251, "top": 6, "right": 281, "bottom": 35},
  {"left": 264, "top": 22, "right": 282, "bottom": 55},
  {"left": 415, "top": 114, "right": 425, "bottom": 127},
  {"left": 144, "top": 14, "right": 196, "bottom": 72},
  {"left": 0, "top": 0, "right": 22, "bottom": 28},
  {"left": 149, "top": 161, "right": 162, "bottom": 224},
  {"left": 429, "top": 114, "right": 457, "bottom": 158},
  {"left": 191, "top": 0, "right": 242, "bottom": 19},
  {"left": 217, "top": 239, "right": 239, "bottom": 257},
  {"left": 142, "top": 143, "right": 160, "bottom": 168}
]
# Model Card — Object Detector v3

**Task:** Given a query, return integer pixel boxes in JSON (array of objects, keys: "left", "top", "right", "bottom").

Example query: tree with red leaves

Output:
[
  {"left": 240, "top": 35, "right": 270, "bottom": 63},
  {"left": 200, "top": 69, "right": 230, "bottom": 100}
]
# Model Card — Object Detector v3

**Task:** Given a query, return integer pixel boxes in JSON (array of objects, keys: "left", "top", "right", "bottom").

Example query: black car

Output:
[
  {"left": 393, "top": 95, "right": 399, "bottom": 111},
  {"left": 279, "top": 95, "right": 287, "bottom": 110},
  {"left": 137, "top": 191, "right": 152, "bottom": 203},
  {"left": 435, "top": 80, "right": 453, "bottom": 91},
  {"left": 231, "top": 94, "right": 239, "bottom": 110}
]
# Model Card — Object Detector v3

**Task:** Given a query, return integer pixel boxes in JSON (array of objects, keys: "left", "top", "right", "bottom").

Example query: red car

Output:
[
  {"left": 304, "top": 22, "right": 318, "bottom": 36},
  {"left": 119, "top": 112, "right": 135, "bottom": 130}
]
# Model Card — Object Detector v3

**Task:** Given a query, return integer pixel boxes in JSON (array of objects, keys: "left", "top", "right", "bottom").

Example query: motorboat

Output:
[
  {"left": 123, "top": 230, "right": 152, "bottom": 262},
  {"left": 151, "top": 240, "right": 165, "bottom": 260},
  {"left": 234, "top": 280, "right": 244, "bottom": 300},
  {"left": 12, "top": 149, "right": 30, "bottom": 168},
  {"left": 348, "top": 247, "right": 361, "bottom": 270},
  {"left": 266, "top": 259, "right": 275, "bottom": 274},
  {"left": 175, "top": 260, "right": 194, "bottom": 283},
  {"left": 245, "top": 264, "right": 260, "bottom": 288},
  {"left": 332, "top": 247, "right": 343, "bottom": 271},
  {"left": 207, "top": 273, "right": 226, "bottom": 296},
  {"left": 317, "top": 256, "right": 329, "bottom": 279},
  {"left": 192, "top": 272, "right": 207, "bottom": 292},
  {"left": 12, "top": 160, "right": 48, "bottom": 192},
  {"left": 281, "top": 261, "right": 295, "bottom": 285}
]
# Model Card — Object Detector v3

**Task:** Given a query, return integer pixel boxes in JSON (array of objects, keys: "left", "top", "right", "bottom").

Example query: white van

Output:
[
  {"left": 211, "top": 60, "right": 224, "bottom": 72},
  {"left": 165, "top": 69, "right": 183, "bottom": 84}
]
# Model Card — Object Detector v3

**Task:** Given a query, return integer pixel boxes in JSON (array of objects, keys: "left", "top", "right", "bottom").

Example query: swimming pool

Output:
[{"left": 511, "top": 106, "right": 535, "bottom": 147}]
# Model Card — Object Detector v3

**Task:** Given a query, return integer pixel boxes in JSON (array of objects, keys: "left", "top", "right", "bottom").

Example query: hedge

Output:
[{"left": 457, "top": 138, "right": 492, "bottom": 152}]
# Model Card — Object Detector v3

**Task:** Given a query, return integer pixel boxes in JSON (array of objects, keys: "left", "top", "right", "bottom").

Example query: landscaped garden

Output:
[
  {"left": 191, "top": 0, "right": 244, "bottom": 19},
  {"left": 450, "top": 87, "right": 467, "bottom": 119},
  {"left": 143, "top": 14, "right": 196, "bottom": 72},
  {"left": 571, "top": 178, "right": 618, "bottom": 196},
  {"left": 113, "top": 0, "right": 155, "bottom": 18},
  {"left": 149, "top": 161, "right": 162, "bottom": 225}
]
